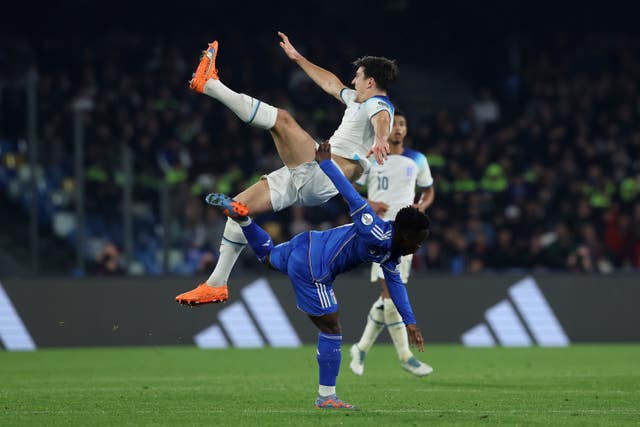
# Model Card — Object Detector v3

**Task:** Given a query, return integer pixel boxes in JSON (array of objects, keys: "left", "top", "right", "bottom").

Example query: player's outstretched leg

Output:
[
  {"left": 186, "top": 40, "right": 317, "bottom": 302},
  {"left": 175, "top": 194, "right": 271, "bottom": 306},
  {"left": 204, "top": 193, "right": 274, "bottom": 263},
  {"left": 189, "top": 39, "right": 317, "bottom": 168},
  {"left": 188, "top": 180, "right": 273, "bottom": 305},
  {"left": 189, "top": 40, "right": 278, "bottom": 130},
  {"left": 349, "top": 297, "right": 385, "bottom": 376},
  {"left": 307, "top": 314, "right": 358, "bottom": 410},
  {"left": 314, "top": 332, "right": 357, "bottom": 410},
  {"left": 384, "top": 298, "right": 433, "bottom": 377}
]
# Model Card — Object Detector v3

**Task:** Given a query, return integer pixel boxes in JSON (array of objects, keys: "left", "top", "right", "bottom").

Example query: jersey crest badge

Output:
[{"left": 361, "top": 213, "right": 374, "bottom": 225}]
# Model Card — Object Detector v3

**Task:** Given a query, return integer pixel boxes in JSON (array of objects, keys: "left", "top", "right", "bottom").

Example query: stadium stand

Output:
[{"left": 1, "top": 28, "right": 639, "bottom": 275}]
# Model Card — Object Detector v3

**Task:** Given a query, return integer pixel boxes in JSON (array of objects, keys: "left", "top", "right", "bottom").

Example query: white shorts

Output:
[
  {"left": 264, "top": 162, "right": 339, "bottom": 212},
  {"left": 370, "top": 254, "right": 413, "bottom": 284}
]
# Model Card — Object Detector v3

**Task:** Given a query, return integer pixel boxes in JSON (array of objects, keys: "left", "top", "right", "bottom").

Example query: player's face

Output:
[
  {"left": 352, "top": 66, "right": 373, "bottom": 100},
  {"left": 399, "top": 229, "right": 428, "bottom": 256},
  {"left": 389, "top": 115, "right": 407, "bottom": 144}
]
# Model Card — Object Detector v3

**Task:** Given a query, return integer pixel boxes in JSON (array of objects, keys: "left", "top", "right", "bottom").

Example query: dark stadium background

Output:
[{"left": 1, "top": 1, "right": 640, "bottom": 277}]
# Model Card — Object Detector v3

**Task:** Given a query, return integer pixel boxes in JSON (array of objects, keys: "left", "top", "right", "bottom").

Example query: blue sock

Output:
[
  {"left": 239, "top": 219, "right": 273, "bottom": 263},
  {"left": 317, "top": 332, "right": 342, "bottom": 387}
]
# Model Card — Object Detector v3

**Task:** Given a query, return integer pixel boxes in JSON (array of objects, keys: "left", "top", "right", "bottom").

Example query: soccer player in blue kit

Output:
[{"left": 205, "top": 142, "right": 428, "bottom": 410}]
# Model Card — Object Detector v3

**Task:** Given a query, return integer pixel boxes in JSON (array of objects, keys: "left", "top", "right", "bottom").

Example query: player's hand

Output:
[
  {"left": 369, "top": 200, "right": 389, "bottom": 217},
  {"left": 406, "top": 324, "right": 425, "bottom": 352},
  {"left": 315, "top": 141, "right": 331, "bottom": 163},
  {"left": 277, "top": 31, "right": 302, "bottom": 61},
  {"left": 367, "top": 140, "right": 390, "bottom": 165},
  {"left": 412, "top": 203, "right": 427, "bottom": 213}
]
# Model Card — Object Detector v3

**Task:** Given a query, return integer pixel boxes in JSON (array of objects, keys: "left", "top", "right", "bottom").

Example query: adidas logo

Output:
[
  {"left": 194, "top": 278, "right": 301, "bottom": 349},
  {"left": 0, "top": 281, "right": 36, "bottom": 351},
  {"left": 461, "top": 277, "right": 569, "bottom": 347}
]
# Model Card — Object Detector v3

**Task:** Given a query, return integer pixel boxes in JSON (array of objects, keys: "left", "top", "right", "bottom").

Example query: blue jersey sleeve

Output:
[
  {"left": 382, "top": 262, "right": 417, "bottom": 325},
  {"left": 319, "top": 159, "right": 368, "bottom": 214},
  {"left": 319, "top": 159, "right": 393, "bottom": 244}
]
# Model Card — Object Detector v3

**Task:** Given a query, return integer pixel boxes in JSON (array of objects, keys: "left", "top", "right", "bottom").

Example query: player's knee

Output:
[
  {"left": 322, "top": 318, "right": 341, "bottom": 335},
  {"left": 275, "top": 108, "right": 295, "bottom": 129},
  {"left": 326, "top": 324, "right": 341, "bottom": 335},
  {"left": 317, "top": 324, "right": 341, "bottom": 335}
]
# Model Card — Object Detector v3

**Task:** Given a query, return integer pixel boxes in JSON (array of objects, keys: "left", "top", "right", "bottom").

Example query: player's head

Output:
[
  {"left": 389, "top": 109, "right": 407, "bottom": 145},
  {"left": 351, "top": 56, "right": 398, "bottom": 96},
  {"left": 392, "top": 206, "right": 430, "bottom": 256}
]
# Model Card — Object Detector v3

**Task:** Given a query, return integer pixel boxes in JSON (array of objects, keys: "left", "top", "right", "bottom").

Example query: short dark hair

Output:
[
  {"left": 352, "top": 56, "right": 399, "bottom": 91},
  {"left": 394, "top": 108, "right": 407, "bottom": 120},
  {"left": 394, "top": 206, "right": 430, "bottom": 233}
]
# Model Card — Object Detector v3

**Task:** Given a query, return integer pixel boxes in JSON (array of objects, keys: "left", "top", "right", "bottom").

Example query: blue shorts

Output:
[{"left": 269, "top": 232, "right": 338, "bottom": 316}]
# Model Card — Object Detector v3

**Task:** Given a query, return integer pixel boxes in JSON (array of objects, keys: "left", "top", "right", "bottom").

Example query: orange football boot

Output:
[
  {"left": 204, "top": 193, "right": 249, "bottom": 219},
  {"left": 314, "top": 395, "right": 357, "bottom": 410},
  {"left": 189, "top": 41, "right": 219, "bottom": 93},
  {"left": 175, "top": 283, "right": 228, "bottom": 306}
]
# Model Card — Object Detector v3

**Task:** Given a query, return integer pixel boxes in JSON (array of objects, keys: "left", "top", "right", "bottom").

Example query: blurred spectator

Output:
[
  {"left": 92, "top": 243, "right": 125, "bottom": 275},
  {"left": 472, "top": 88, "right": 501, "bottom": 126}
]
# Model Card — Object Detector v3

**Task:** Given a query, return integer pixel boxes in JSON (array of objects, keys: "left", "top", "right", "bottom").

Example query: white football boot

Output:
[
  {"left": 349, "top": 344, "right": 365, "bottom": 376},
  {"left": 401, "top": 357, "right": 434, "bottom": 377}
]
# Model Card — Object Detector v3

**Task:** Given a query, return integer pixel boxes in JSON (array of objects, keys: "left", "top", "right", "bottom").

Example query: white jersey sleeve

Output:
[
  {"left": 364, "top": 96, "right": 394, "bottom": 126},
  {"left": 415, "top": 152, "right": 434, "bottom": 188},
  {"left": 329, "top": 93, "right": 395, "bottom": 167},
  {"left": 340, "top": 88, "right": 357, "bottom": 105}
]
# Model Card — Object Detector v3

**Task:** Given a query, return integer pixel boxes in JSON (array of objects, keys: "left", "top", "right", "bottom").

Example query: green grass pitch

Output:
[{"left": 1, "top": 345, "right": 639, "bottom": 426}]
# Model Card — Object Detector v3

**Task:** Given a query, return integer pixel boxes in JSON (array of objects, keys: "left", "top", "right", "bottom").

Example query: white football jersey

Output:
[
  {"left": 328, "top": 88, "right": 394, "bottom": 166},
  {"left": 356, "top": 147, "right": 433, "bottom": 220}
]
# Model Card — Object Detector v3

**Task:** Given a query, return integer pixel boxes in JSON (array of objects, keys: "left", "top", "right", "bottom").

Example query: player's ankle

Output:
[
  {"left": 235, "top": 216, "right": 251, "bottom": 226},
  {"left": 398, "top": 351, "right": 413, "bottom": 363}
]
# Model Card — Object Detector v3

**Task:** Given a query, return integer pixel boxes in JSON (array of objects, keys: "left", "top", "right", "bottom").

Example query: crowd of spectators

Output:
[
  {"left": 1, "top": 31, "right": 639, "bottom": 275},
  {"left": 419, "top": 36, "right": 640, "bottom": 273}
]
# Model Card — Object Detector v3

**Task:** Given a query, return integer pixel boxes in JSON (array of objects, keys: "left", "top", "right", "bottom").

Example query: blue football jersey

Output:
[
  {"left": 309, "top": 160, "right": 417, "bottom": 325},
  {"left": 308, "top": 203, "right": 399, "bottom": 282}
]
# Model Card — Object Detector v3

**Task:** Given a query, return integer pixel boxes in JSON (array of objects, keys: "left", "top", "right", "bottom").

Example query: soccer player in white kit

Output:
[
  {"left": 176, "top": 32, "right": 399, "bottom": 306},
  {"left": 349, "top": 110, "right": 436, "bottom": 377}
]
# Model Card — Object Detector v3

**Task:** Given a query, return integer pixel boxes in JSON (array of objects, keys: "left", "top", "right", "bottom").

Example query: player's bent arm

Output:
[
  {"left": 371, "top": 110, "right": 392, "bottom": 143},
  {"left": 367, "top": 200, "right": 389, "bottom": 217},
  {"left": 382, "top": 266, "right": 417, "bottom": 325},
  {"left": 368, "top": 111, "right": 392, "bottom": 164},
  {"left": 319, "top": 159, "right": 367, "bottom": 213},
  {"left": 294, "top": 56, "right": 346, "bottom": 101},
  {"left": 415, "top": 186, "right": 435, "bottom": 212}
]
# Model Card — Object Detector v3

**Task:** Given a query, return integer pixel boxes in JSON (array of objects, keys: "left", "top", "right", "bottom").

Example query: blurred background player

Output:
[
  {"left": 176, "top": 32, "right": 399, "bottom": 305},
  {"left": 204, "top": 142, "right": 428, "bottom": 409},
  {"left": 349, "top": 109, "right": 435, "bottom": 377}
]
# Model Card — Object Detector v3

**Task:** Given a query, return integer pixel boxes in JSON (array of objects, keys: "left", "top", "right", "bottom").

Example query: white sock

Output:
[
  {"left": 384, "top": 298, "right": 413, "bottom": 362},
  {"left": 237, "top": 217, "right": 251, "bottom": 227},
  {"left": 318, "top": 385, "right": 336, "bottom": 397},
  {"left": 356, "top": 297, "right": 385, "bottom": 353},
  {"left": 204, "top": 80, "right": 278, "bottom": 129},
  {"left": 205, "top": 218, "right": 247, "bottom": 287}
]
